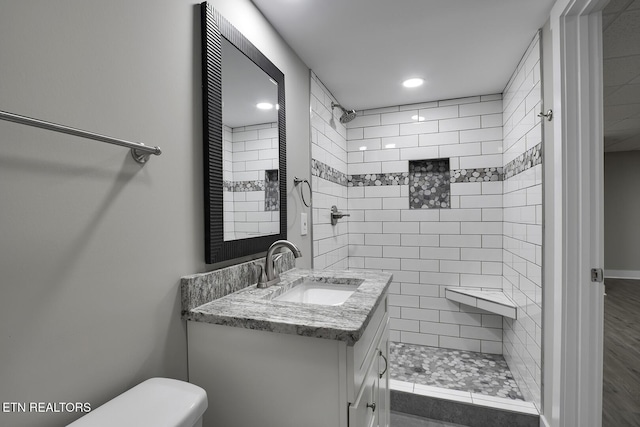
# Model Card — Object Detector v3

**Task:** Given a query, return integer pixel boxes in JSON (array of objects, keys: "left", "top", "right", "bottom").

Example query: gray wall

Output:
[
  {"left": 604, "top": 151, "right": 640, "bottom": 273},
  {"left": 0, "top": 1, "right": 310, "bottom": 425}
]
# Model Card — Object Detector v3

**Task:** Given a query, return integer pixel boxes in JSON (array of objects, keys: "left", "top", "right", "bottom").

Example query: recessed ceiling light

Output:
[
  {"left": 403, "top": 78, "right": 424, "bottom": 88},
  {"left": 385, "top": 144, "right": 396, "bottom": 149},
  {"left": 411, "top": 115, "right": 425, "bottom": 122},
  {"left": 256, "top": 102, "right": 274, "bottom": 110},
  {"left": 359, "top": 146, "right": 367, "bottom": 151}
]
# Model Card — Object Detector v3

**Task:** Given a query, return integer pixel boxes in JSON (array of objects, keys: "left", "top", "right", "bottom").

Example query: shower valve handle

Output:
[{"left": 331, "top": 205, "right": 350, "bottom": 225}]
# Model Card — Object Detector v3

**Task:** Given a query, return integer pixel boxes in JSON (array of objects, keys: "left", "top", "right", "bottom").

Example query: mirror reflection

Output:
[{"left": 222, "top": 38, "right": 280, "bottom": 241}]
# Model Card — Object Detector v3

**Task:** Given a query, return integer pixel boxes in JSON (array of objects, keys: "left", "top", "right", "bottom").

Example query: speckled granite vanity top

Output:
[{"left": 183, "top": 268, "right": 392, "bottom": 345}]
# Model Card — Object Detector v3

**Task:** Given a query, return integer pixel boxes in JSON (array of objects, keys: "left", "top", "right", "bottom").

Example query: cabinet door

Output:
[
  {"left": 348, "top": 354, "right": 379, "bottom": 427},
  {"left": 376, "top": 320, "right": 390, "bottom": 427}
]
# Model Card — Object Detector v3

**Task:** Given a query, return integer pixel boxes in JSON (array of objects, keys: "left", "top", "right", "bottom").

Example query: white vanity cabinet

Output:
[
  {"left": 348, "top": 325, "right": 390, "bottom": 427},
  {"left": 347, "top": 300, "right": 390, "bottom": 427},
  {"left": 187, "top": 294, "right": 390, "bottom": 427}
]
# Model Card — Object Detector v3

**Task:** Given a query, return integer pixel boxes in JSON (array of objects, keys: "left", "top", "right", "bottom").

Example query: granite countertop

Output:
[{"left": 183, "top": 268, "right": 392, "bottom": 345}]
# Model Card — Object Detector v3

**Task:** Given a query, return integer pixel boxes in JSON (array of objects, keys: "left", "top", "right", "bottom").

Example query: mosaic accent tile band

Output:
[
  {"left": 347, "top": 167, "right": 503, "bottom": 187},
  {"left": 348, "top": 172, "right": 409, "bottom": 187},
  {"left": 503, "top": 143, "right": 542, "bottom": 180},
  {"left": 311, "top": 159, "right": 348, "bottom": 186},
  {"left": 409, "top": 159, "right": 451, "bottom": 209},
  {"left": 312, "top": 148, "right": 542, "bottom": 189},
  {"left": 223, "top": 180, "right": 266, "bottom": 192},
  {"left": 449, "top": 167, "right": 503, "bottom": 183},
  {"left": 390, "top": 342, "right": 525, "bottom": 400}
]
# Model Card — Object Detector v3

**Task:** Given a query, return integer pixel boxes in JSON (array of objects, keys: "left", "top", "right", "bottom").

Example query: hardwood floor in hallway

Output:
[
  {"left": 603, "top": 278, "right": 640, "bottom": 426},
  {"left": 391, "top": 412, "right": 469, "bottom": 427}
]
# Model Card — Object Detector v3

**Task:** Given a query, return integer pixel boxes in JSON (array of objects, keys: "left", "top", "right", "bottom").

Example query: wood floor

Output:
[
  {"left": 603, "top": 278, "right": 640, "bottom": 426},
  {"left": 391, "top": 412, "right": 468, "bottom": 427}
]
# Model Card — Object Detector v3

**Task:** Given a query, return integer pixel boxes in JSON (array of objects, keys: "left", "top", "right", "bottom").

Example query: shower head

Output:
[
  {"left": 331, "top": 102, "right": 357, "bottom": 124},
  {"left": 340, "top": 109, "right": 357, "bottom": 124}
]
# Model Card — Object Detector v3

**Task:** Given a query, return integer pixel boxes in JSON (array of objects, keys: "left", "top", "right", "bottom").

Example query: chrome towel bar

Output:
[{"left": 0, "top": 110, "right": 162, "bottom": 164}]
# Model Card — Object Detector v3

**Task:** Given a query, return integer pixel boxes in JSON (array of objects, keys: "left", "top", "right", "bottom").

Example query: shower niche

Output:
[{"left": 408, "top": 158, "right": 451, "bottom": 209}]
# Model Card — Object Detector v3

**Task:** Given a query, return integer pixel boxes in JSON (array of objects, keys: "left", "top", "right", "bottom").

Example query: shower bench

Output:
[{"left": 444, "top": 287, "right": 517, "bottom": 319}]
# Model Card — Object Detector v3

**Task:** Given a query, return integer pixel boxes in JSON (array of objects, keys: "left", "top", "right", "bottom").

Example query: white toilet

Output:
[{"left": 67, "top": 378, "right": 207, "bottom": 427}]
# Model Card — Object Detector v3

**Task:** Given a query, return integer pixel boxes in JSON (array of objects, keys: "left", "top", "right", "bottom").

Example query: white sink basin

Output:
[{"left": 274, "top": 280, "right": 359, "bottom": 306}]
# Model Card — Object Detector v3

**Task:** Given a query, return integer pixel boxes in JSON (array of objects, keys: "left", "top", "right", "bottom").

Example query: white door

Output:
[{"left": 544, "top": 0, "right": 608, "bottom": 426}]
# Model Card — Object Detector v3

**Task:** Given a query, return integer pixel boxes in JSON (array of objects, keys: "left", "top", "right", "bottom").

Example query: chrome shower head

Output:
[
  {"left": 331, "top": 102, "right": 357, "bottom": 124},
  {"left": 340, "top": 109, "right": 357, "bottom": 124}
]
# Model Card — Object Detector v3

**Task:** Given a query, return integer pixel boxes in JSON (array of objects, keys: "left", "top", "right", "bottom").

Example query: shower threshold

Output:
[{"left": 389, "top": 342, "right": 539, "bottom": 427}]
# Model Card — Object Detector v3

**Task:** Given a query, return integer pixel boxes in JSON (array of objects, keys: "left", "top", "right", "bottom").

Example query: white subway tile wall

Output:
[
  {"left": 310, "top": 72, "right": 349, "bottom": 270},
  {"left": 346, "top": 94, "right": 505, "bottom": 355},
  {"left": 224, "top": 122, "right": 279, "bottom": 240},
  {"left": 308, "top": 34, "right": 543, "bottom": 408},
  {"left": 501, "top": 33, "right": 543, "bottom": 408}
]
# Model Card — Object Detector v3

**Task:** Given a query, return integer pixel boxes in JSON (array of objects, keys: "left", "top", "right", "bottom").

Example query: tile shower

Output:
[
  {"left": 310, "top": 33, "right": 542, "bottom": 412},
  {"left": 389, "top": 342, "right": 523, "bottom": 400},
  {"left": 223, "top": 123, "right": 280, "bottom": 240}
]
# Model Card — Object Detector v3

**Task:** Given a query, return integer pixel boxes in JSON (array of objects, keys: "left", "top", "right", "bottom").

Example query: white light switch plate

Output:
[{"left": 301, "top": 212, "right": 308, "bottom": 236}]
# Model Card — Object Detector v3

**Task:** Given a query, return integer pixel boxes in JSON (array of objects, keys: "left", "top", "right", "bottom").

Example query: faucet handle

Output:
[
  {"left": 255, "top": 264, "right": 268, "bottom": 287},
  {"left": 331, "top": 205, "right": 350, "bottom": 225}
]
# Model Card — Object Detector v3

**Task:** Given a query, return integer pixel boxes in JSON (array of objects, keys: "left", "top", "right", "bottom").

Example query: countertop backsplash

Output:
[{"left": 181, "top": 252, "right": 295, "bottom": 316}]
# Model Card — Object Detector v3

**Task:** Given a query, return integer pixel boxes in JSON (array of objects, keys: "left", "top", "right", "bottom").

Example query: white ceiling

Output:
[
  {"left": 602, "top": 0, "right": 640, "bottom": 152},
  {"left": 251, "top": 0, "right": 640, "bottom": 151},
  {"left": 251, "top": 0, "right": 556, "bottom": 111}
]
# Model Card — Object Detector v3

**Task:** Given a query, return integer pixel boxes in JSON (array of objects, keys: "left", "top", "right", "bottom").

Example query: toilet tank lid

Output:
[{"left": 67, "top": 378, "right": 208, "bottom": 427}]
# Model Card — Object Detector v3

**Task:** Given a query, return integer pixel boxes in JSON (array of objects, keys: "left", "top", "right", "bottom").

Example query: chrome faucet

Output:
[{"left": 257, "top": 240, "right": 302, "bottom": 288}]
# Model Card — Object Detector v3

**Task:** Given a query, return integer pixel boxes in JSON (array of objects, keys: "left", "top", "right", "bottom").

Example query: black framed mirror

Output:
[{"left": 201, "top": 2, "right": 286, "bottom": 264}]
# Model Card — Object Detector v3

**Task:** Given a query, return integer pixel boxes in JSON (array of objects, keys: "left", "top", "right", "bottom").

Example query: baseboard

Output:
[{"left": 605, "top": 269, "right": 640, "bottom": 280}]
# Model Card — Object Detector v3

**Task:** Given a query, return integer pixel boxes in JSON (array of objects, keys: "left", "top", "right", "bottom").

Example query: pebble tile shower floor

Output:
[{"left": 389, "top": 342, "right": 524, "bottom": 400}]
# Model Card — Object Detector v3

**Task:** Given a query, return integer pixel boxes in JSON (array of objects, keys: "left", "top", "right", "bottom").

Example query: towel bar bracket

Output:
[{"left": 131, "top": 146, "right": 162, "bottom": 164}]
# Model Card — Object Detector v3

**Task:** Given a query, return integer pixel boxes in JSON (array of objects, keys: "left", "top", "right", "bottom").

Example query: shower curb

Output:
[{"left": 391, "top": 389, "right": 539, "bottom": 427}]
